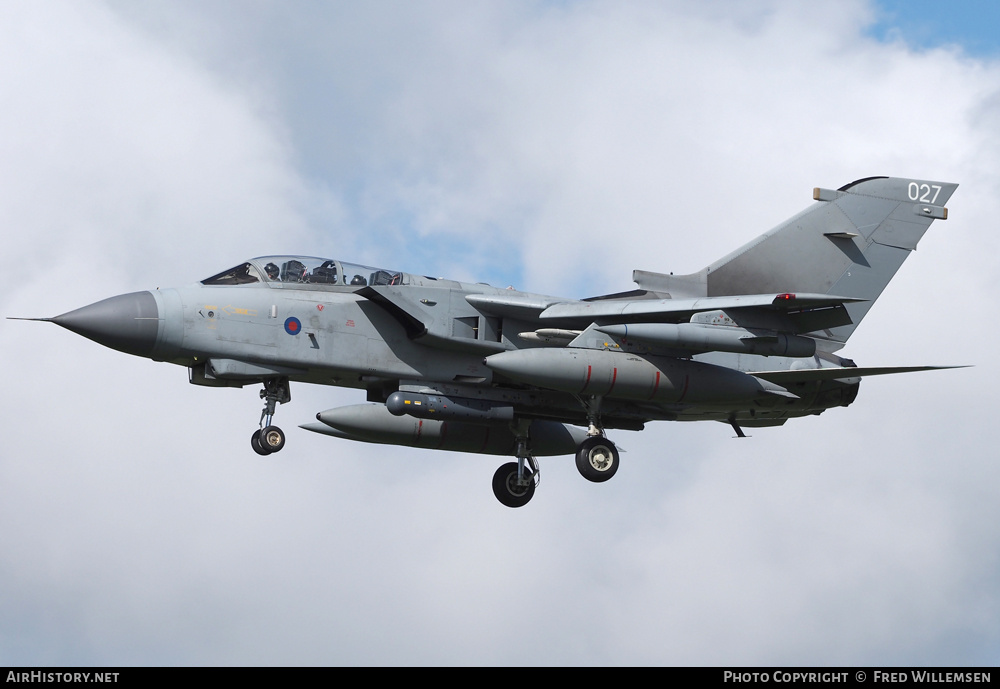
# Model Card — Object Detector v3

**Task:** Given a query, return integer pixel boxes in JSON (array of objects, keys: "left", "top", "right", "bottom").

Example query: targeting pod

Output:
[{"left": 386, "top": 391, "right": 515, "bottom": 422}]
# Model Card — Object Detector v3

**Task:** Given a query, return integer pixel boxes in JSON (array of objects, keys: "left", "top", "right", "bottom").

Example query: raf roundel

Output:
[{"left": 284, "top": 317, "right": 302, "bottom": 335}]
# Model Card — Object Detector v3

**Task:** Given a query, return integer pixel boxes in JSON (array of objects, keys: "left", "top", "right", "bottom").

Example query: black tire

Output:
[
  {"left": 575, "top": 436, "right": 619, "bottom": 483},
  {"left": 492, "top": 462, "right": 535, "bottom": 508},
  {"left": 259, "top": 425, "right": 286, "bottom": 453},
  {"left": 251, "top": 429, "right": 272, "bottom": 456}
]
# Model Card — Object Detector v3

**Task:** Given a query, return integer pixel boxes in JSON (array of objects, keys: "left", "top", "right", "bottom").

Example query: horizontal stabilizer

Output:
[{"left": 751, "top": 365, "right": 968, "bottom": 384}]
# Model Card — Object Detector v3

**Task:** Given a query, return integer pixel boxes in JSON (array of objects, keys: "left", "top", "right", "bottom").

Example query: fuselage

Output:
[{"left": 57, "top": 255, "right": 858, "bottom": 432}]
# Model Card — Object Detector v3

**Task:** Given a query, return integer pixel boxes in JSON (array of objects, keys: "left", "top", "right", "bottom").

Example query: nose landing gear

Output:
[{"left": 251, "top": 378, "right": 291, "bottom": 456}]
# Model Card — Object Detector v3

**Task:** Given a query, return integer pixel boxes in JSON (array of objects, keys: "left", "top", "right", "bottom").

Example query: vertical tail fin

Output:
[{"left": 645, "top": 176, "right": 957, "bottom": 346}]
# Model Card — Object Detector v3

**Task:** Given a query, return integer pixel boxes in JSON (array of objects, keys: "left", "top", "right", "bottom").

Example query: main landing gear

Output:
[
  {"left": 251, "top": 378, "right": 291, "bottom": 456},
  {"left": 492, "top": 421, "right": 538, "bottom": 508},
  {"left": 575, "top": 435, "right": 620, "bottom": 483},
  {"left": 574, "top": 395, "right": 619, "bottom": 482},
  {"left": 492, "top": 460, "right": 537, "bottom": 508},
  {"left": 490, "top": 409, "right": 622, "bottom": 507}
]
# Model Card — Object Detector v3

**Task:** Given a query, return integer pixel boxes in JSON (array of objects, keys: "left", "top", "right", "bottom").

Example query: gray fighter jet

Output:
[{"left": 17, "top": 176, "right": 961, "bottom": 507}]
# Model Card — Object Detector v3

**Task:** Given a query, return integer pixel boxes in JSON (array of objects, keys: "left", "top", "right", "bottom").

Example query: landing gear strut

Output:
[
  {"left": 492, "top": 420, "right": 538, "bottom": 508},
  {"left": 251, "top": 378, "right": 290, "bottom": 456}
]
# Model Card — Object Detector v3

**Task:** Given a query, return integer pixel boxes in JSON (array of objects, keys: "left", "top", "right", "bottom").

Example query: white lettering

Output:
[{"left": 907, "top": 181, "right": 942, "bottom": 205}]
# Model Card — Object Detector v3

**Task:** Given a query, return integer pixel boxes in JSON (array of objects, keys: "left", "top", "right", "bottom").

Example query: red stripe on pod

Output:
[
  {"left": 581, "top": 365, "right": 592, "bottom": 394},
  {"left": 607, "top": 367, "right": 618, "bottom": 395},
  {"left": 677, "top": 375, "right": 690, "bottom": 402},
  {"left": 648, "top": 371, "right": 661, "bottom": 400}
]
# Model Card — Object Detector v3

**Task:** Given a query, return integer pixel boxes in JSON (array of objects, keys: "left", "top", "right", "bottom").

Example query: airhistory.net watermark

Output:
[{"left": 6, "top": 673, "right": 118, "bottom": 683}]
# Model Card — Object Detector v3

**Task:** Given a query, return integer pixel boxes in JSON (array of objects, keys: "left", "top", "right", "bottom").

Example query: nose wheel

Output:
[
  {"left": 251, "top": 378, "right": 290, "bottom": 455},
  {"left": 251, "top": 426, "right": 286, "bottom": 455}
]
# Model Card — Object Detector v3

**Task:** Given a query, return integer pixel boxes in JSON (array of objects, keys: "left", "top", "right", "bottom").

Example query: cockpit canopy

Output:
[{"left": 201, "top": 256, "right": 406, "bottom": 289}]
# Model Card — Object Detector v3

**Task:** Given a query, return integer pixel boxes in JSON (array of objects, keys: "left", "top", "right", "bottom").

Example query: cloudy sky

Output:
[{"left": 1, "top": 0, "right": 998, "bottom": 666}]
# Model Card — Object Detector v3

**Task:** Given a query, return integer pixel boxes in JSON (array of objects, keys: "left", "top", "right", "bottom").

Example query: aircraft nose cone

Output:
[{"left": 52, "top": 291, "right": 160, "bottom": 357}]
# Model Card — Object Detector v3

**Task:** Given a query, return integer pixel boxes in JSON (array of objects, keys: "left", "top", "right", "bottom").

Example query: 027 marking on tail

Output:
[{"left": 14, "top": 176, "right": 964, "bottom": 507}]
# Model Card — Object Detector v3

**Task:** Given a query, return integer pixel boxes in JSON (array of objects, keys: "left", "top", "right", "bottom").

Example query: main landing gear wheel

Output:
[
  {"left": 492, "top": 462, "right": 535, "bottom": 508},
  {"left": 576, "top": 436, "right": 620, "bottom": 483}
]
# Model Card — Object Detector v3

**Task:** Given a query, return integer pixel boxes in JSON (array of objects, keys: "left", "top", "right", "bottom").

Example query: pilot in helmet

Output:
[{"left": 264, "top": 262, "right": 279, "bottom": 280}]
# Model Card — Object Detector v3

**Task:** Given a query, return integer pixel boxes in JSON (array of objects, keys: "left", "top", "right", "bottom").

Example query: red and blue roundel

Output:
[{"left": 284, "top": 317, "right": 302, "bottom": 335}]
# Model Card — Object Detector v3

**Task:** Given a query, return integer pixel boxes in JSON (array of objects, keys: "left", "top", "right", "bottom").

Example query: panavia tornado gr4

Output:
[{"left": 18, "top": 176, "right": 960, "bottom": 507}]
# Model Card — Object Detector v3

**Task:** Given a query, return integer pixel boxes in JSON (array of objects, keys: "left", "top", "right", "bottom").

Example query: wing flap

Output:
[{"left": 539, "top": 292, "right": 863, "bottom": 333}]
